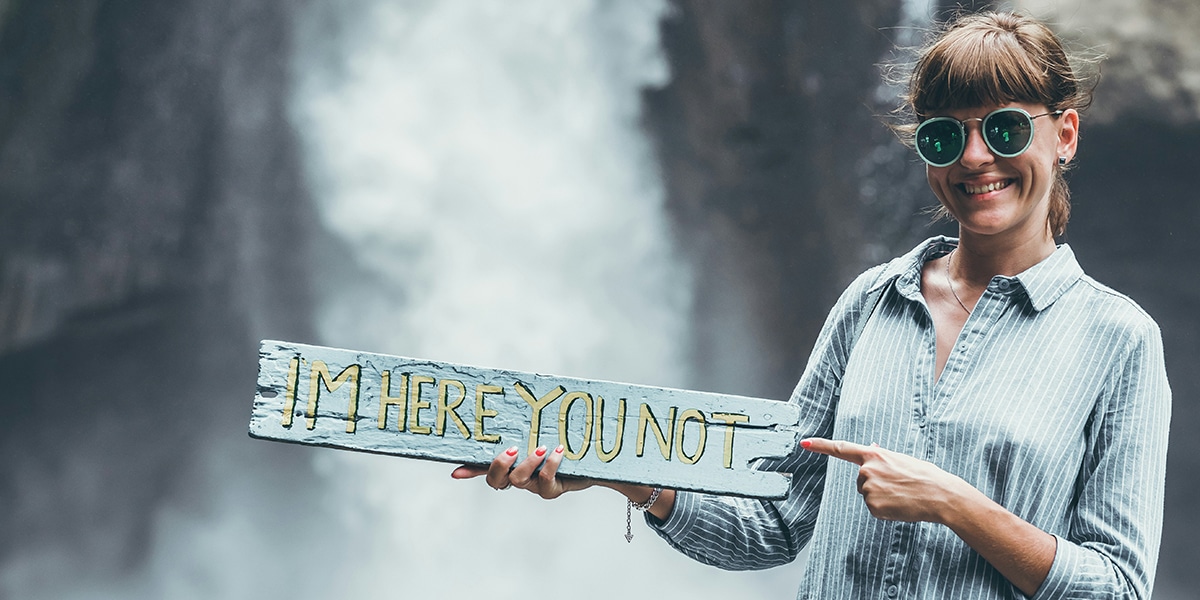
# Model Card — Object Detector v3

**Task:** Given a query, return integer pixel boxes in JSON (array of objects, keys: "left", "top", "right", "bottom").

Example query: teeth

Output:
[{"left": 964, "top": 181, "right": 1009, "bottom": 195}]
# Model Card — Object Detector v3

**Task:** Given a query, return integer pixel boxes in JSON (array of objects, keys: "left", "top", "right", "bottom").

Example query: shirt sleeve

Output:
[
  {"left": 647, "top": 265, "right": 890, "bottom": 570},
  {"left": 1031, "top": 316, "right": 1171, "bottom": 600}
]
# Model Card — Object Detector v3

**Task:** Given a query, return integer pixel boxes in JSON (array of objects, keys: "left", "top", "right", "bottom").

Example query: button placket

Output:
[{"left": 913, "top": 306, "right": 934, "bottom": 450}]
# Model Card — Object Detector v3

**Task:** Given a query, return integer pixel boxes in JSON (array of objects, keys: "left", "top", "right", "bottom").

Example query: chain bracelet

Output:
[{"left": 625, "top": 487, "right": 663, "bottom": 543}]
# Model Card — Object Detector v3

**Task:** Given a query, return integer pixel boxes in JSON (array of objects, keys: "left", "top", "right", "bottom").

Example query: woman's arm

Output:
[{"left": 801, "top": 439, "right": 1055, "bottom": 596}]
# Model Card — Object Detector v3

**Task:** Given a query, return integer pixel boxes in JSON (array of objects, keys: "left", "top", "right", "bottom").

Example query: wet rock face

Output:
[
  {"left": 1066, "top": 119, "right": 1200, "bottom": 597},
  {"left": 0, "top": 0, "right": 315, "bottom": 581},
  {"left": 0, "top": 0, "right": 171, "bottom": 353},
  {"left": 0, "top": 0, "right": 313, "bottom": 355},
  {"left": 643, "top": 0, "right": 918, "bottom": 401}
]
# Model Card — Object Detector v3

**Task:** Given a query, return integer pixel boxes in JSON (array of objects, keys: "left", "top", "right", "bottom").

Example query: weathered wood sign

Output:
[{"left": 250, "top": 340, "right": 801, "bottom": 498}]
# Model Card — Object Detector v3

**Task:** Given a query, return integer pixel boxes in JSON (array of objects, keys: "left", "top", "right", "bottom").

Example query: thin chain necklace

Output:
[{"left": 945, "top": 250, "right": 972, "bottom": 315}]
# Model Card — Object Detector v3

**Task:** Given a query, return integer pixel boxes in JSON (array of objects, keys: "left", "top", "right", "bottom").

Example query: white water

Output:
[
  {"left": 287, "top": 1, "right": 798, "bottom": 598},
  {"left": 293, "top": 0, "right": 687, "bottom": 384}
]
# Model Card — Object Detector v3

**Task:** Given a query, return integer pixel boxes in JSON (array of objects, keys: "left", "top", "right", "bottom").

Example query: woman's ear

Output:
[{"left": 1057, "top": 109, "right": 1080, "bottom": 163}]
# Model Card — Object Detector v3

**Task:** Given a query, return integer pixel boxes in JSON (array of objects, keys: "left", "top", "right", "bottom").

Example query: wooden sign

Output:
[{"left": 250, "top": 340, "right": 801, "bottom": 498}]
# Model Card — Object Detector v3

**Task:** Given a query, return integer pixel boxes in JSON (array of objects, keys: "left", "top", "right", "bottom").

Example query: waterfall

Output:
[
  {"left": 291, "top": 0, "right": 688, "bottom": 386},
  {"left": 283, "top": 1, "right": 794, "bottom": 597}
]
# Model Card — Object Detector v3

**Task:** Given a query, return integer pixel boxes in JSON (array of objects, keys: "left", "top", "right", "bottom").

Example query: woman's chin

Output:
[{"left": 956, "top": 215, "right": 1052, "bottom": 242}]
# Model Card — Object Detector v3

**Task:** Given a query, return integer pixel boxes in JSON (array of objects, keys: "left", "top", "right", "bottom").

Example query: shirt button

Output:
[
  {"left": 887, "top": 584, "right": 899, "bottom": 597},
  {"left": 997, "top": 279, "right": 1012, "bottom": 291}
]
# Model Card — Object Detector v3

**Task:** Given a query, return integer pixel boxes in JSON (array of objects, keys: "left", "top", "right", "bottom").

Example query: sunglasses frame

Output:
[{"left": 915, "top": 107, "right": 1063, "bottom": 167}]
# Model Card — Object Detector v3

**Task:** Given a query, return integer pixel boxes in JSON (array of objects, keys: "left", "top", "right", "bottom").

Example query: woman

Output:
[{"left": 453, "top": 12, "right": 1170, "bottom": 599}]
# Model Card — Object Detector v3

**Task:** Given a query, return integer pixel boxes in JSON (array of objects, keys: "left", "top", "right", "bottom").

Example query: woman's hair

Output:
[{"left": 897, "top": 11, "right": 1099, "bottom": 237}]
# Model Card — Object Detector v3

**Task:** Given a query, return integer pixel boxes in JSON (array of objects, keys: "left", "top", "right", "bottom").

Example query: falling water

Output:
[
  {"left": 291, "top": 0, "right": 688, "bottom": 384},
  {"left": 286, "top": 1, "right": 796, "bottom": 598}
]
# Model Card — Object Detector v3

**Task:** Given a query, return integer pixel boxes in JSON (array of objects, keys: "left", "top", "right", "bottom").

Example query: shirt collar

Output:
[
  {"left": 874, "top": 236, "right": 1084, "bottom": 312},
  {"left": 1012, "top": 242, "right": 1084, "bottom": 311}
]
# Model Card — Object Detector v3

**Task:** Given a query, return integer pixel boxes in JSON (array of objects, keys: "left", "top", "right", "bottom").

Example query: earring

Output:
[{"left": 1058, "top": 156, "right": 1068, "bottom": 166}]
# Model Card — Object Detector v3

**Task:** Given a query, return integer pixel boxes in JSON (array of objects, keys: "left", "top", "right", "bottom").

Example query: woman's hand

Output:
[
  {"left": 451, "top": 445, "right": 595, "bottom": 499},
  {"left": 451, "top": 447, "right": 676, "bottom": 521},
  {"left": 802, "top": 437, "right": 1056, "bottom": 596},
  {"left": 800, "top": 438, "right": 968, "bottom": 524}
]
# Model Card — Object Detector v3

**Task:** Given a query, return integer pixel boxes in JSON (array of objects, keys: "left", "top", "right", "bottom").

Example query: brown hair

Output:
[{"left": 897, "top": 12, "right": 1098, "bottom": 237}]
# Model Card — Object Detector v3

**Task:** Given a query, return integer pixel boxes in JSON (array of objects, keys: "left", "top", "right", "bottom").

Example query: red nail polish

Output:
[
  {"left": 505, "top": 447, "right": 519, "bottom": 456},
  {"left": 535, "top": 447, "right": 547, "bottom": 457},
  {"left": 800, "top": 439, "right": 812, "bottom": 449},
  {"left": 555, "top": 445, "right": 564, "bottom": 454}
]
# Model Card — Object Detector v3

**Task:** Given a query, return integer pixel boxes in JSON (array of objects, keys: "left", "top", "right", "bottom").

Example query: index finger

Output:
[{"left": 801, "top": 438, "right": 870, "bottom": 465}]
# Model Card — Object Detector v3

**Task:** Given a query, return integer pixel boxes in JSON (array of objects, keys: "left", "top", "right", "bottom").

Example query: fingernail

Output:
[
  {"left": 535, "top": 446, "right": 547, "bottom": 457},
  {"left": 505, "top": 447, "right": 519, "bottom": 456},
  {"left": 800, "top": 439, "right": 812, "bottom": 449},
  {"left": 555, "top": 445, "right": 564, "bottom": 454}
]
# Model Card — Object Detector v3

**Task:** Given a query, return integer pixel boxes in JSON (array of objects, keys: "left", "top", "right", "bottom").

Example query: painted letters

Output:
[{"left": 254, "top": 341, "right": 800, "bottom": 498}]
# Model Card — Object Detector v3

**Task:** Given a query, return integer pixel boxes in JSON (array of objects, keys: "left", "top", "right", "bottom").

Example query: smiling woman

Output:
[{"left": 457, "top": 11, "right": 1172, "bottom": 600}]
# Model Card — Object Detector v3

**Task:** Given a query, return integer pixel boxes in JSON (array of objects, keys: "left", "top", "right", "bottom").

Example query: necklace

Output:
[{"left": 945, "top": 250, "right": 972, "bottom": 315}]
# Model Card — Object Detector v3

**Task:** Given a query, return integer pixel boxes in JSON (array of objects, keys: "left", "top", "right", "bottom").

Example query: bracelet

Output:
[{"left": 625, "top": 487, "right": 662, "bottom": 543}]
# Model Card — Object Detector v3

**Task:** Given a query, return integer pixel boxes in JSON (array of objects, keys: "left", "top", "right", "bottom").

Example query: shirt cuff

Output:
[
  {"left": 1029, "top": 534, "right": 1077, "bottom": 600},
  {"left": 645, "top": 489, "right": 699, "bottom": 541}
]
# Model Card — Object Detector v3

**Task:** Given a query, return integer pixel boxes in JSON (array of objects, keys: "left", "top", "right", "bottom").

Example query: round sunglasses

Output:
[{"left": 914, "top": 107, "right": 1063, "bottom": 167}]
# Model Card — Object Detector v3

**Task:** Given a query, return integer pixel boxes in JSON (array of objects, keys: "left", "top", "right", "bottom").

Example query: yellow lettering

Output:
[
  {"left": 281, "top": 357, "right": 300, "bottom": 428},
  {"left": 674, "top": 409, "right": 706, "bottom": 465},
  {"left": 594, "top": 396, "right": 626, "bottom": 463},
  {"left": 407, "top": 375, "right": 435, "bottom": 435},
  {"left": 436, "top": 379, "right": 471, "bottom": 439},
  {"left": 557, "top": 391, "right": 593, "bottom": 461},
  {"left": 377, "top": 371, "right": 408, "bottom": 430},
  {"left": 711, "top": 412, "right": 749, "bottom": 468},
  {"left": 514, "top": 381, "right": 565, "bottom": 455},
  {"left": 636, "top": 403, "right": 675, "bottom": 461},
  {"left": 306, "top": 361, "right": 362, "bottom": 432},
  {"left": 474, "top": 385, "right": 503, "bottom": 443}
]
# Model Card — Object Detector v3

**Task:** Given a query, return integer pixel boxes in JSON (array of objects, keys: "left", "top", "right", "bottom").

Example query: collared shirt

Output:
[{"left": 651, "top": 236, "right": 1171, "bottom": 599}]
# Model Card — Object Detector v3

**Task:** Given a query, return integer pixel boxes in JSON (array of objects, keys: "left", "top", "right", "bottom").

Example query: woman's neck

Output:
[{"left": 953, "top": 228, "right": 1057, "bottom": 285}]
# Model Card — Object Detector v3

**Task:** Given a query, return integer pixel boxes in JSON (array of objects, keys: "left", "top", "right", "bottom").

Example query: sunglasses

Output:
[{"left": 914, "top": 107, "right": 1063, "bottom": 167}]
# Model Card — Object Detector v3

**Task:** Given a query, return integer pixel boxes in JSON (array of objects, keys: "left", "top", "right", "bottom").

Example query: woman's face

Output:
[{"left": 924, "top": 101, "right": 1078, "bottom": 245}]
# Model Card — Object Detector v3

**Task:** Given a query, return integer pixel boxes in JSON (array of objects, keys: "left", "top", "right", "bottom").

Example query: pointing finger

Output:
[{"left": 801, "top": 438, "right": 870, "bottom": 465}]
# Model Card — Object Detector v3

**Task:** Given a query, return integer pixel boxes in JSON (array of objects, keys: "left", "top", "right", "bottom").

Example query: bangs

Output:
[{"left": 912, "top": 23, "right": 1063, "bottom": 119}]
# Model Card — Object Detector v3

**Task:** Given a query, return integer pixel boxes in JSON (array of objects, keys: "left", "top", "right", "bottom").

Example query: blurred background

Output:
[{"left": 0, "top": 0, "right": 1195, "bottom": 598}]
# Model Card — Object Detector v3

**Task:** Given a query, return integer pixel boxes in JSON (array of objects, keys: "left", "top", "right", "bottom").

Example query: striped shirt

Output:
[{"left": 651, "top": 236, "right": 1171, "bottom": 599}]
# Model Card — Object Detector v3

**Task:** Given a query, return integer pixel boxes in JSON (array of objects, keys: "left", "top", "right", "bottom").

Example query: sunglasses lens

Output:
[
  {"left": 916, "top": 119, "right": 963, "bottom": 166},
  {"left": 984, "top": 110, "right": 1033, "bottom": 156}
]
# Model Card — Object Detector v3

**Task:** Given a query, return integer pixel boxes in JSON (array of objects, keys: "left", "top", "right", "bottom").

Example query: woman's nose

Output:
[{"left": 959, "top": 123, "right": 994, "bottom": 168}]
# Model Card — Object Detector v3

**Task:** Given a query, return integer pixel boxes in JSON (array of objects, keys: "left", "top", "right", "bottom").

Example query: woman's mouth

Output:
[{"left": 960, "top": 179, "right": 1013, "bottom": 195}]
